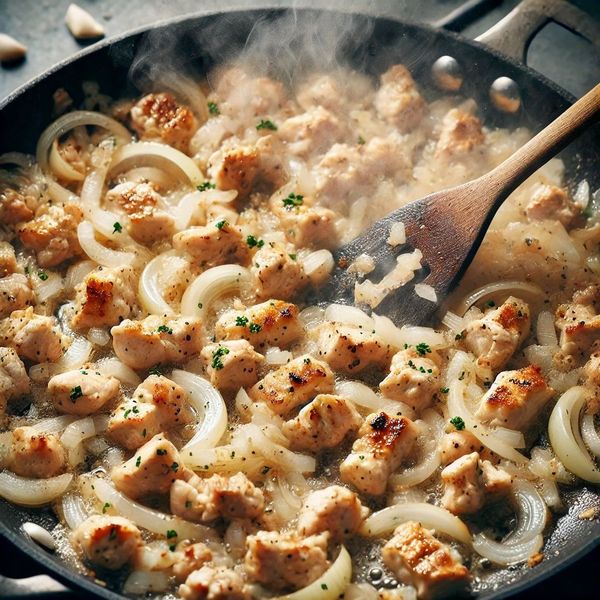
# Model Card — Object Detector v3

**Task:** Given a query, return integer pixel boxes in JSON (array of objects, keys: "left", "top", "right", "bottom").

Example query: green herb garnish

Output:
[
  {"left": 207, "top": 101, "right": 219, "bottom": 116},
  {"left": 166, "top": 529, "right": 177, "bottom": 539},
  {"left": 282, "top": 192, "right": 304, "bottom": 209},
  {"left": 156, "top": 325, "right": 173, "bottom": 334},
  {"left": 69, "top": 386, "right": 83, "bottom": 401},
  {"left": 246, "top": 235, "right": 265, "bottom": 249},
  {"left": 415, "top": 342, "right": 431, "bottom": 356},
  {"left": 215, "top": 220, "right": 228, "bottom": 230},
  {"left": 256, "top": 119, "right": 277, "bottom": 131},
  {"left": 37, "top": 270, "right": 48, "bottom": 281},
  {"left": 112, "top": 222, "right": 122, "bottom": 234},
  {"left": 197, "top": 181, "right": 216, "bottom": 192},
  {"left": 248, "top": 322, "right": 262, "bottom": 333},
  {"left": 235, "top": 316, "right": 249, "bottom": 327},
  {"left": 102, "top": 502, "right": 112, "bottom": 514},
  {"left": 450, "top": 416, "right": 465, "bottom": 430},
  {"left": 211, "top": 346, "right": 230, "bottom": 370}
]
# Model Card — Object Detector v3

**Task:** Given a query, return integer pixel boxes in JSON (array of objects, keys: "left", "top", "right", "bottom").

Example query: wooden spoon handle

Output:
[{"left": 485, "top": 82, "right": 600, "bottom": 199}]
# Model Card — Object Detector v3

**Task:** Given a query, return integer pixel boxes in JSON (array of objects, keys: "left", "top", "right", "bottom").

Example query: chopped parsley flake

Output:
[
  {"left": 156, "top": 325, "right": 173, "bottom": 334},
  {"left": 207, "top": 101, "right": 219, "bottom": 116},
  {"left": 415, "top": 342, "right": 431, "bottom": 356},
  {"left": 440, "top": 387, "right": 449, "bottom": 394},
  {"left": 197, "top": 181, "right": 216, "bottom": 191},
  {"left": 149, "top": 365, "right": 163, "bottom": 376},
  {"left": 211, "top": 346, "right": 230, "bottom": 370},
  {"left": 246, "top": 235, "right": 265, "bottom": 248},
  {"left": 156, "top": 448, "right": 167, "bottom": 456},
  {"left": 69, "top": 386, "right": 83, "bottom": 401},
  {"left": 171, "top": 462, "right": 179, "bottom": 472},
  {"left": 102, "top": 502, "right": 112, "bottom": 514},
  {"left": 321, "top": 584, "right": 328, "bottom": 590},
  {"left": 235, "top": 316, "right": 249, "bottom": 327},
  {"left": 80, "top": 370, "right": 88, "bottom": 375},
  {"left": 215, "top": 220, "right": 228, "bottom": 230},
  {"left": 169, "top": 544, "right": 176, "bottom": 552},
  {"left": 123, "top": 409, "right": 132, "bottom": 418},
  {"left": 112, "top": 222, "right": 122, "bottom": 234},
  {"left": 197, "top": 302, "right": 203, "bottom": 309},
  {"left": 288, "top": 253, "right": 297, "bottom": 260},
  {"left": 37, "top": 270, "right": 48, "bottom": 281},
  {"left": 282, "top": 192, "right": 304, "bottom": 209},
  {"left": 450, "top": 416, "right": 465, "bottom": 430},
  {"left": 135, "top": 456, "right": 141, "bottom": 468},
  {"left": 357, "top": 135, "right": 366, "bottom": 145},
  {"left": 486, "top": 300, "right": 496, "bottom": 307},
  {"left": 166, "top": 529, "right": 177, "bottom": 539},
  {"left": 248, "top": 322, "right": 262, "bottom": 333},
  {"left": 256, "top": 119, "right": 277, "bottom": 131}
]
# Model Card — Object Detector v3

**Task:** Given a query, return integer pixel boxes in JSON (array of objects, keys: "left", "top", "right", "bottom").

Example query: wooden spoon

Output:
[{"left": 323, "top": 82, "right": 600, "bottom": 325}]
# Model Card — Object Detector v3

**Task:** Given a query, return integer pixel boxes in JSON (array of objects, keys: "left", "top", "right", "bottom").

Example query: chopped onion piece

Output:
[
  {"left": 87, "top": 327, "right": 110, "bottom": 346},
  {"left": 65, "top": 260, "right": 96, "bottom": 292},
  {"left": 0, "top": 471, "right": 72, "bottom": 507},
  {"left": 536, "top": 311, "right": 558, "bottom": 347},
  {"left": 174, "top": 190, "right": 204, "bottom": 231},
  {"left": 139, "top": 250, "right": 178, "bottom": 316},
  {"left": 301, "top": 249, "right": 334, "bottom": 285},
  {"left": 34, "top": 271, "right": 63, "bottom": 304},
  {"left": 123, "top": 571, "right": 170, "bottom": 594},
  {"left": 95, "top": 357, "right": 141, "bottom": 386},
  {"left": 29, "top": 337, "right": 93, "bottom": 382},
  {"left": 573, "top": 179, "right": 590, "bottom": 210},
  {"left": 387, "top": 222, "right": 406, "bottom": 246},
  {"left": 414, "top": 283, "right": 437, "bottom": 303},
  {"left": 335, "top": 380, "right": 389, "bottom": 412},
  {"left": 299, "top": 306, "right": 324, "bottom": 328},
  {"left": 265, "top": 347, "right": 293, "bottom": 365},
  {"left": 472, "top": 533, "right": 543, "bottom": 566},
  {"left": 441, "top": 310, "right": 464, "bottom": 334},
  {"left": 456, "top": 280, "right": 544, "bottom": 316},
  {"left": 60, "top": 415, "right": 108, "bottom": 449},
  {"left": 347, "top": 253, "right": 375, "bottom": 275},
  {"left": 77, "top": 221, "right": 135, "bottom": 268},
  {"left": 324, "top": 304, "right": 373, "bottom": 329},
  {"left": 61, "top": 493, "right": 89, "bottom": 530}
]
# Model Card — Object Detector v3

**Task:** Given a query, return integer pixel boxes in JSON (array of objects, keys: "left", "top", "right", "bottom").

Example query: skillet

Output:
[{"left": 1, "top": 2, "right": 600, "bottom": 598}]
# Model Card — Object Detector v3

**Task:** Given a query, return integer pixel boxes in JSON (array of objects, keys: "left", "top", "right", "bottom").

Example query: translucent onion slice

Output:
[
  {"left": 548, "top": 386, "right": 600, "bottom": 483},
  {"left": 265, "top": 347, "right": 293, "bottom": 365},
  {"left": 170, "top": 370, "right": 227, "bottom": 450},
  {"left": 0, "top": 471, "right": 73, "bottom": 506},
  {"left": 536, "top": 311, "right": 558, "bottom": 347},
  {"left": 49, "top": 139, "right": 85, "bottom": 182},
  {"left": 324, "top": 304, "right": 373, "bottom": 329},
  {"left": 279, "top": 546, "right": 351, "bottom": 600},
  {"left": 65, "top": 260, "right": 96, "bottom": 292},
  {"left": 301, "top": 249, "right": 334, "bottom": 285},
  {"left": 110, "top": 142, "right": 204, "bottom": 188},
  {"left": 92, "top": 478, "right": 215, "bottom": 541},
  {"left": 95, "top": 357, "right": 142, "bottom": 387},
  {"left": 61, "top": 493, "right": 89, "bottom": 529},
  {"left": 456, "top": 280, "right": 544, "bottom": 316},
  {"left": 29, "top": 415, "right": 77, "bottom": 434},
  {"left": 29, "top": 337, "right": 93, "bottom": 383},
  {"left": 441, "top": 310, "right": 464, "bottom": 334},
  {"left": 123, "top": 571, "right": 170, "bottom": 595},
  {"left": 77, "top": 221, "right": 135, "bottom": 268},
  {"left": 60, "top": 415, "right": 108, "bottom": 449},
  {"left": 360, "top": 502, "right": 471, "bottom": 545},
  {"left": 180, "top": 265, "right": 251, "bottom": 319},
  {"left": 299, "top": 306, "right": 325, "bottom": 328},
  {"left": 335, "top": 380, "right": 390, "bottom": 412},
  {"left": 581, "top": 414, "right": 600, "bottom": 458},
  {"left": 87, "top": 327, "right": 110, "bottom": 346},
  {"left": 174, "top": 190, "right": 204, "bottom": 231},
  {"left": 34, "top": 271, "right": 63, "bottom": 304},
  {"left": 472, "top": 533, "right": 543, "bottom": 566},
  {"left": 139, "top": 250, "right": 178, "bottom": 316},
  {"left": 414, "top": 283, "right": 437, "bottom": 303}
]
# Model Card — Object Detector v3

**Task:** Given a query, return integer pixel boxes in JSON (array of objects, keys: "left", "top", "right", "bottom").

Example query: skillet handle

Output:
[
  {"left": 475, "top": 0, "right": 600, "bottom": 62},
  {"left": 0, "top": 574, "right": 73, "bottom": 599}
]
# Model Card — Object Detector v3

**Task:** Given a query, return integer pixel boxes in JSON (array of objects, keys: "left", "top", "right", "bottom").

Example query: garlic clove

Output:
[
  {"left": 0, "top": 33, "right": 27, "bottom": 63},
  {"left": 65, "top": 3, "right": 105, "bottom": 40}
]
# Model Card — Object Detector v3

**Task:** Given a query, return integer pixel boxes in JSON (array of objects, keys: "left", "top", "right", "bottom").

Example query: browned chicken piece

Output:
[
  {"left": 525, "top": 184, "right": 580, "bottom": 228},
  {"left": 269, "top": 193, "right": 338, "bottom": 249},
  {"left": 249, "top": 354, "right": 334, "bottom": 417},
  {"left": 172, "top": 541, "right": 213, "bottom": 582},
  {"left": 173, "top": 220, "right": 249, "bottom": 267},
  {"left": 379, "top": 347, "right": 441, "bottom": 412},
  {"left": 72, "top": 515, "right": 142, "bottom": 570},
  {"left": 439, "top": 430, "right": 485, "bottom": 466},
  {"left": 130, "top": 92, "right": 198, "bottom": 153},
  {"left": 0, "top": 274, "right": 34, "bottom": 318},
  {"left": 435, "top": 108, "right": 485, "bottom": 158},
  {"left": 170, "top": 472, "right": 264, "bottom": 523},
  {"left": 480, "top": 459, "right": 512, "bottom": 495},
  {"left": 296, "top": 74, "right": 346, "bottom": 112},
  {"left": 0, "top": 347, "right": 30, "bottom": 413},
  {"left": 1, "top": 307, "right": 64, "bottom": 363},
  {"left": 475, "top": 365, "right": 554, "bottom": 430},
  {"left": 317, "top": 322, "right": 391, "bottom": 374},
  {"left": 340, "top": 412, "right": 419, "bottom": 496},
  {"left": 111, "top": 434, "right": 186, "bottom": 500},
  {"left": 179, "top": 566, "right": 251, "bottom": 600},
  {"left": 463, "top": 296, "right": 530, "bottom": 377},
  {"left": 0, "top": 186, "right": 35, "bottom": 224},
  {"left": 105, "top": 181, "right": 175, "bottom": 244},
  {"left": 55, "top": 134, "right": 86, "bottom": 178},
  {"left": 584, "top": 350, "right": 600, "bottom": 409},
  {"left": 244, "top": 530, "right": 330, "bottom": 591},
  {"left": 18, "top": 203, "right": 83, "bottom": 268},
  {"left": 382, "top": 521, "right": 470, "bottom": 600},
  {"left": 71, "top": 265, "right": 137, "bottom": 329},
  {"left": 215, "top": 299, "right": 303, "bottom": 350},
  {"left": 282, "top": 394, "right": 362, "bottom": 451},
  {"left": 440, "top": 452, "right": 484, "bottom": 515},
  {"left": 361, "top": 135, "right": 413, "bottom": 181},
  {"left": 107, "top": 400, "right": 160, "bottom": 450},
  {"left": 48, "top": 368, "right": 120, "bottom": 416},
  {"left": 555, "top": 290, "right": 600, "bottom": 359},
  {"left": 8, "top": 426, "right": 66, "bottom": 478},
  {"left": 374, "top": 65, "right": 426, "bottom": 132},
  {"left": 111, "top": 314, "right": 203, "bottom": 370},
  {"left": 297, "top": 485, "right": 369, "bottom": 541},
  {"left": 201, "top": 340, "right": 264, "bottom": 392},
  {"left": 251, "top": 242, "right": 307, "bottom": 301},
  {"left": 0, "top": 242, "right": 17, "bottom": 277}
]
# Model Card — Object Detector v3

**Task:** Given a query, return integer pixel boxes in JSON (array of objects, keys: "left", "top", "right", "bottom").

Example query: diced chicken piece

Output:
[
  {"left": 0, "top": 347, "right": 29, "bottom": 412},
  {"left": 0, "top": 274, "right": 34, "bottom": 318},
  {"left": 440, "top": 452, "right": 484, "bottom": 515},
  {"left": 318, "top": 322, "right": 390, "bottom": 374},
  {"left": 48, "top": 368, "right": 120, "bottom": 416},
  {"left": 379, "top": 347, "right": 441, "bottom": 411},
  {"left": 71, "top": 265, "right": 137, "bottom": 329},
  {"left": 480, "top": 459, "right": 512, "bottom": 495},
  {"left": 179, "top": 566, "right": 251, "bottom": 600},
  {"left": 439, "top": 430, "right": 484, "bottom": 466},
  {"left": 8, "top": 426, "right": 66, "bottom": 478},
  {"left": 296, "top": 74, "right": 346, "bottom": 112},
  {"left": 72, "top": 515, "right": 142, "bottom": 570},
  {"left": 475, "top": 365, "right": 554, "bottom": 430},
  {"left": 0, "top": 242, "right": 17, "bottom": 277},
  {"left": 130, "top": 93, "right": 198, "bottom": 153},
  {"left": 297, "top": 485, "right": 368, "bottom": 541},
  {"left": 111, "top": 434, "right": 186, "bottom": 500},
  {"left": 107, "top": 400, "right": 159, "bottom": 450},
  {"left": 382, "top": 521, "right": 470, "bottom": 600},
  {"left": 105, "top": 181, "right": 175, "bottom": 244},
  {"left": 18, "top": 203, "right": 83, "bottom": 268},
  {"left": 463, "top": 296, "right": 530, "bottom": 375},
  {"left": 435, "top": 108, "right": 484, "bottom": 157},
  {"left": 282, "top": 394, "right": 362, "bottom": 451},
  {"left": 172, "top": 541, "right": 213, "bottom": 582},
  {"left": 279, "top": 107, "right": 347, "bottom": 157},
  {"left": 215, "top": 299, "right": 303, "bottom": 350},
  {"left": 340, "top": 412, "right": 419, "bottom": 496},
  {"left": 173, "top": 220, "right": 249, "bottom": 267},
  {"left": 555, "top": 293, "right": 600, "bottom": 359},
  {"left": 0, "top": 186, "right": 35, "bottom": 224},
  {"left": 170, "top": 472, "right": 264, "bottom": 523},
  {"left": 1, "top": 307, "right": 64, "bottom": 363},
  {"left": 249, "top": 354, "right": 334, "bottom": 417},
  {"left": 244, "top": 530, "right": 330, "bottom": 591},
  {"left": 251, "top": 242, "right": 307, "bottom": 301},
  {"left": 526, "top": 184, "right": 580, "bottom": 228},
  {"left": 201, "top": 340, "right": 264, "bottom": 392},
  {"left": 253, "top": 135, "right": 288, "bottom": 189},
  {"left": 374, "top": 65, "right": 425, "bottom": 132},
  {"left": 313, "top": 143, "right": 363, "bottom": 201},
  {"left": 269, "top": 193, "right": 338, "bottom": 249},
  {"left": 111, "top": 314, "right": 203, "bottom": 370}
]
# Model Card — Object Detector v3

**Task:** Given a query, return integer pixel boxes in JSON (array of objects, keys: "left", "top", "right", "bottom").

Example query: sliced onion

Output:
[
  {"left": 360, "top": 502, "right": 471, "bottom": 545},
  {"left": 49, "top": 139, "right": 85, "bottom": 182},
  {"left": 77, "top": 221, "right": 135, "bottom": 268},
  {"left": 335, "top": 380, "right": 391, "bottom": 412},
  {"left": 123, "top": 571, "right": 170, "bottom": 594},
  {"left": 139, "top": 250, "right": 179, "bottom": 316},
  {"left": 0, "top": 471, "right": 72, "bottom": 506},
  {"left": 581, "top": 414, "right": 600, "bottom": 458},
  {"left": 92, "top": 477, "right": 215, "bottom": 541},
  {"left": 60, "top": 415, "right": 108, "bottom": 449},
  {"left": 574, "top": 179, "right": 590, "bottom": 210},
  {"left": 472, "top": 533, "right": 542, "bottom": 566},
  {"left": 180, "top": 265, "right": 251, "bottom": 319},
  {"left": 324, "top": 304, "right": 373, "bottom": 329},
  {"left": 386, "top": 324, "right": 447, "bottom": 349},
  {"left": 29, "top": 416, "right": 77, "bottom": 434},
  {"left": 549, "top": 386, "right": 600, "bottom": 483},
  {"left": 29, "top": 337, "right": 93, "bottom": 382},
  {"left": 34, "top": 272, "right": 63, "bottom": 304},
  {"left": 301, "top": 249, "right": 334, "bottom": 285},
  {"left": 61, "top": 493, "right": 89, "bottom": 529},
  {"left": 87, "top": 327, "right": 110, "bottom": 347},
  {"left": 456, "top": 280, "right": 544, "bottom": 316},
  {"left": 299, "top": 306, "right": 325, "bottom": 328},
  {"left": 279, "top": 546, "right": 351, "bottom": 600},
  {"left": 536, "top": 311, "right": 558, "bottom": 347},
  {"left": 265, "top": 347, "right": 293, "bottom": 365},
  {"left": 65, "top": 260, "right": 96, "bottom": 292},
  {"left": 174, "top": 190, "right": 204, "bottom": 231},
  {"left": 110, "top": 142, "right": 204, "bottom": 188},
  {"left": 441, "top": 310, "right": 464, "bottom": 334},
  {"left": 414, "top": 283, "right": 437, "bottom": 304},
  {"left": 95, "top": 357, "right": 142, "bottom": 387},
  {"left": 170, "top": 370, "right": 227, "bottom": 450},
  {"left": 122, "top": 166, "right": 174, "bottom": 189}
]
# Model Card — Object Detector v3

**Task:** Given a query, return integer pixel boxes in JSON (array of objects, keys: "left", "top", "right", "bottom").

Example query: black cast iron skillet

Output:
[{"left": 1, "top": 2, "right": 599, "bottom": 599}]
